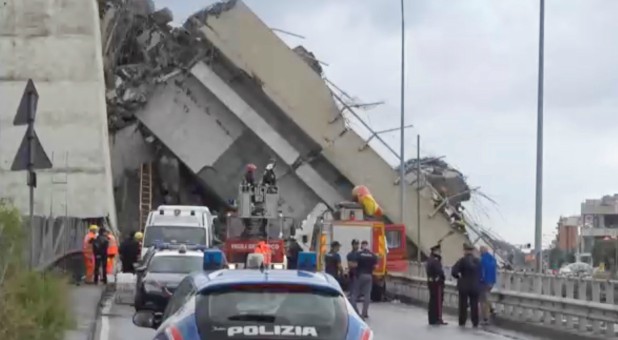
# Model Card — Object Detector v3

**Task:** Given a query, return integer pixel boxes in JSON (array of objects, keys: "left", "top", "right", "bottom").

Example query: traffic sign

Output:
[
  {"left": 10, "top": 129, "right": 52, "bottom": 171},
  {"left": 13, "top": 79, "right": 39, "bottom": 125}
]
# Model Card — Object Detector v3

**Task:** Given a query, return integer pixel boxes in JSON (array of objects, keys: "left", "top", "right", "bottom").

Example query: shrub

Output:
[{"left": 0, "top": 201, "right": 74, "bottom": 340}]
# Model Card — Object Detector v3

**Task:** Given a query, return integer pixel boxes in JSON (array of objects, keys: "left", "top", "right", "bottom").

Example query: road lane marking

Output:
[{"left": 99, "top": 292, "right": 115, "bottom": 340}]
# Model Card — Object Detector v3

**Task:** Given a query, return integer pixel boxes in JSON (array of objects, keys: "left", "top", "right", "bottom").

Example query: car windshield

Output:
[
  {"left": 195, "top": 284, "right": 348, "bottom": 340},
  {"left": 143, "top": 226, "right": 206, "bottom": 247},
  {"left": 148, "top": 255, "right": 203, "bottom": 274}
]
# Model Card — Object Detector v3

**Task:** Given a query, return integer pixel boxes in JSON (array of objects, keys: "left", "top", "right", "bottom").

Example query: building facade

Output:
[
  {"left": 556, "top": 216, "right": 580, "bottom": 252},
  {"left": 580, "top": 194, "right": 618, "bottom": 262}
]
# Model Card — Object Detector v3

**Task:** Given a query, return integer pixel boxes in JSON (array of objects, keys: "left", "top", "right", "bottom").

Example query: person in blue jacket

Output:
[{"left": 479, "top": 246, "right": 497, "bottom": 324}]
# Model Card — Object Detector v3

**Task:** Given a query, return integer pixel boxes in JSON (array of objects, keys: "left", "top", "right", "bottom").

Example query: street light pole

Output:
[
  {"left": 399, "top": 0, "right": 406, "bottom": 226},
  {"left": 534, "top": 0, "right": 546, "bottom": 273}
]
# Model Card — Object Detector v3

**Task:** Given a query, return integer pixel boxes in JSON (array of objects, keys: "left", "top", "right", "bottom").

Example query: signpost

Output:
[{"left": 11, "top": 79, "right": 52, "bottom": 268}]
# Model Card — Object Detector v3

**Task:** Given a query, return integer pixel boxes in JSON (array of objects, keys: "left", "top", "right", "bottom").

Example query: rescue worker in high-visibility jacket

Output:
[
  {"left": 106, "top": 232, "right": 119, "bottom": 275},
  {"left": 83, "top": 225, "right": 98, "bottom": 283},
  {"left": 254, "top": 238, "right": 272, "bottom": 266},
  {"left": 352, "top": 185, "right": 383, "bottom": 218}
]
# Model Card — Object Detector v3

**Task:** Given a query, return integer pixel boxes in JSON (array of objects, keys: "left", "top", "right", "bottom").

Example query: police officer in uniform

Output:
[
  {"left": 346, "top": 239, "right": 360, "bottom": 293},
  {"left": 324, "top": 241, "right": 342, "bottom": 284},
  {"left": 451, "top": 243, "right": 482, "bottom": 328},
  {"left": 426, "top": 244, "right": 447, "bottom": 325},
  {"left": 350, "top": 240, "right": 377, "bottom": 319}
]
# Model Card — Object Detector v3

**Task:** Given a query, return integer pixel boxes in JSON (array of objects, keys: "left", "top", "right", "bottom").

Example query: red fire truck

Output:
[
  {"left": 310, "top": 202, "right": 407, "bottom": 301},
  {"left": 223, "top": 182, "right": 289, "bottom": 269}
]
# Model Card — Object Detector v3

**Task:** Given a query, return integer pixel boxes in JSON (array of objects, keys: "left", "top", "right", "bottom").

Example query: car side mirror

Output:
[{"left": 133, "top": 310, "right": 162, "bottom": 329}]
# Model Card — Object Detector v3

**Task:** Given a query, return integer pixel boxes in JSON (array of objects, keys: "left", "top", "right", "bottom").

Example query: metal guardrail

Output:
[
  {"left": 27, "top": 216, "right": 119, "bottom": 271},
  {"left": 388, "top": 262, "right": 618, "bottom": 338},
  {"left": 29, "top": 216, "right": 89, "bottom": 271},
  {"left": 408, "top": 261, "right": 618, "bottom": 304}
]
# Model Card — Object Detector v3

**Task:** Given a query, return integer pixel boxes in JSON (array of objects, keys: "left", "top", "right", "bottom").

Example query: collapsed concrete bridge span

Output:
[{"left": 102, "top": 0, "right": 482, "bottom": 265}]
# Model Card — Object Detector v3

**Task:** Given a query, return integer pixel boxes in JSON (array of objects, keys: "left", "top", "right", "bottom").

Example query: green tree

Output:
[
  {"left": 592, "top": 239, "right": 617, "bottom": 270},
  {"left": 548, "top": 247, "right": 565, "bottom": 269}
]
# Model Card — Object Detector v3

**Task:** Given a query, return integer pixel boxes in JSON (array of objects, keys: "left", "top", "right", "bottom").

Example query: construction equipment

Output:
[
  {"left": 223, "top": 182, "right": 289, "bottom": 269},
  {"left": 139, "top": 162, "right": 153, "bottom": 230}
]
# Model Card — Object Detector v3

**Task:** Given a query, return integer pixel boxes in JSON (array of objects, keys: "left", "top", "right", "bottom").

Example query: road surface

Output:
[{"left": 99, "top": 293, "right": 540, "bottom": 340}]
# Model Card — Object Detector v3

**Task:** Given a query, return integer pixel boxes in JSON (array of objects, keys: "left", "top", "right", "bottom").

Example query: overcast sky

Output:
[{"left": 154, "top": 0, "right": 618, "bottom": 245}]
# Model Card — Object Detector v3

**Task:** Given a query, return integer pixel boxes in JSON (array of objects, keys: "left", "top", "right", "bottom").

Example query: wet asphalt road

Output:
[{"left": 101, "top": 294, "right": 539, "bottom": 340}]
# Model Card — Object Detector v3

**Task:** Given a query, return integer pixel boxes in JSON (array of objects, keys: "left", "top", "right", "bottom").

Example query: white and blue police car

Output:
[{"left": 133, "top": 252, "right": 373, "bottom": 340}]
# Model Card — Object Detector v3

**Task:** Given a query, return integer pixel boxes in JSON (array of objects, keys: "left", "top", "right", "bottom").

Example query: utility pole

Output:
[
  {"left": 534, "top": 0, "right": 546, "bottom": 273},
  {"left": 398, "top": 0, "right": 406, "bottom": 225},
  {"left": 416, "top": 134, "right": 421, "bottom": 261}
]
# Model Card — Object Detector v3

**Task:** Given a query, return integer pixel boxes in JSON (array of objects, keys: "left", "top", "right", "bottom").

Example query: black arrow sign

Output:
[
  {"left": 13, "top": 79, "right": 39, "bottom": 126},
  {"left": 10, "top": 129, "right": 52, "bottom": 171},
  {"left": 10, "top": 79, "right": 51, "bottom": 171}
]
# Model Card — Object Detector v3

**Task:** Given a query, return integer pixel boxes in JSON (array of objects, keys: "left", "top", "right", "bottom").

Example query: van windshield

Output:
[{"left": 143, "top": 226, "right": 207, "bottom": 247}]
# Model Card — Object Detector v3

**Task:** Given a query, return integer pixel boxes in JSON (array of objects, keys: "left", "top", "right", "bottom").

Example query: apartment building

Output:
[
  {"left": 556, "top": 215, "right": 580, "bottom": 252},
  {"left": 580, "top": 194, "right": 618, "bottom": 259}
]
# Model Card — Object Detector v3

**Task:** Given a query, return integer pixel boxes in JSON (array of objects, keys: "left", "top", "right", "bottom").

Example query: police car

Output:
[
  {"left": 133, "top": 252, "right": 373, "bottom": 340},
  {"left": 134, "top": 243, "right": 219, "bottom": 311}
]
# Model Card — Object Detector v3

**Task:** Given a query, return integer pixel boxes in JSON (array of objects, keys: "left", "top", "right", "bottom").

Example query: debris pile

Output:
[
  {"left": 400, "top": 157, "right": 471, "bottom": 205},
  {"left": 99, "top": 0, "right": 208, "bottom": 131}
]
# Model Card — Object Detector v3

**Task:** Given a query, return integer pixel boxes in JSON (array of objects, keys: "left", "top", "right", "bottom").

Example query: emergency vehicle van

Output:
[{"left": 141, "top": 205, "right": 214, "bottom": 258}]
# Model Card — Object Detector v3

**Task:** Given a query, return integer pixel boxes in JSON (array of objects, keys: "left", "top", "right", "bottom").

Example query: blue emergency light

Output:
[
  {"left": 297, "top": 252, "right": 317, "bottom": 272},
  {"left": 203, "top": 249, "right": 226, "bottom": 271}
]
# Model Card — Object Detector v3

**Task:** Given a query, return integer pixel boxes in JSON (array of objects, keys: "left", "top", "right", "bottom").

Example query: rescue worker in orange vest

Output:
[
  {"left": 83, "top": 225, "right": 98, "bottom": 283},
  {"left": 254, "top": 237, "right": 272, "bottom": 266},
  {"left": 106, "top": 231, "right": 119, "bottom": 274}
]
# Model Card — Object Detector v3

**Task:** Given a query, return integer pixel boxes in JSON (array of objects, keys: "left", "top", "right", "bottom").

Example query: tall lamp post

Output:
[
  {"left": 398, "top": 0, "right": 406, "bottom": 227},
  {"left": 534, "top": 0, "right": 546, "bottom": 273}
]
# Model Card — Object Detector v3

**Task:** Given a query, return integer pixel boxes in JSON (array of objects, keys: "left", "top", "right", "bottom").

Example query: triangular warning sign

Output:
[
  {"left": 13, "top": 79, "right": 39, "bottom": 126},
  {"left": 10, "top": 130, "right": 52, "bottom": 171}
]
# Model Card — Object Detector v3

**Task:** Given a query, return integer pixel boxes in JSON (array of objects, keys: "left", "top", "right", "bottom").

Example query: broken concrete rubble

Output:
[
  {"left": 99, "top": 0, "right": 203, "bottom": 132},
  {"left": 293, "top": 46, "right": 324, "bottom": 75},
  {"left": 401, "top": 157, "right": 471, "bottom": 206}
]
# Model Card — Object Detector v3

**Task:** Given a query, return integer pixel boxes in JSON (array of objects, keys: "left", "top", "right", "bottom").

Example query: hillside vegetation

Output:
[{"left": 0, "top": 200, "right": 74, "bottom": 340}]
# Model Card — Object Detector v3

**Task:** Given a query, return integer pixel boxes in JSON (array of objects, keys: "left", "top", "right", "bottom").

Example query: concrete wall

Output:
[
  {"left": 109, "top": 123, "right": 154, "bottom": 186},
  {"left": 193, "top": 1, "right": 469, "bottom": 264},
  {"left": 0, "top": 0, "right": 116, "bottom": 226}
]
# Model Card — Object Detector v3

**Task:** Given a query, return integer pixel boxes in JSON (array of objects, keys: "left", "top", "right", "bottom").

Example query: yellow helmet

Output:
[
  {"left": 89, "top": 225, "right": 98, "bottom": 232},
  {"left": 134, "top": 231, "right": 144, "bottom": 240}
]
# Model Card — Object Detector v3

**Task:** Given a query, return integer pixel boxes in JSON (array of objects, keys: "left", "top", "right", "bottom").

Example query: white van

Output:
[{"left": 141, "top": 205, "right": 214, "bottom": 257}]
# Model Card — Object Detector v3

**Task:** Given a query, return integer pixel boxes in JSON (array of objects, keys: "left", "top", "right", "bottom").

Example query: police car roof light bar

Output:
[
  {"left": 203, "top": 249, "right": 226, "bottom": 271},
  {"left": 297, "top": 252, "right": 317, "bottom": 272}
]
